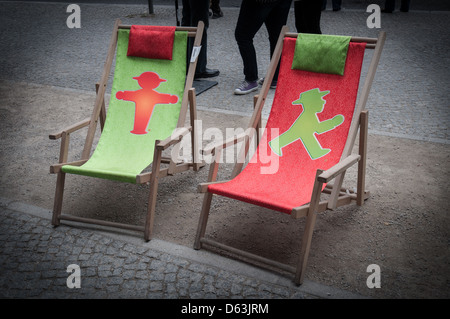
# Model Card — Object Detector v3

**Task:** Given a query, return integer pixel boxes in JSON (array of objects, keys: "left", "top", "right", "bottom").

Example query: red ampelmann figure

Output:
[{"left": 116, "top": 71, "right": 179, "bottom": 135}]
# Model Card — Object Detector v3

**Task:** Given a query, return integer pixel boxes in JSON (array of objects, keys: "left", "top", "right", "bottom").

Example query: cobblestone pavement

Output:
[{"left": 1, "top": 199, "right": 363, "bottom": 300}]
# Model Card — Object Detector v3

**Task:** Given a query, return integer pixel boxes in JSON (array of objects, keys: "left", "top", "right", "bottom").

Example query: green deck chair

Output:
[{"left": 49, "top": 20, "right": 204, "bottom": 241}]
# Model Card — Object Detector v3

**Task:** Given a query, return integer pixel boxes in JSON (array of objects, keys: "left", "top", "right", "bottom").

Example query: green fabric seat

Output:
[{"left": 62, "top": 29, "right": 187, "bottom": 183}]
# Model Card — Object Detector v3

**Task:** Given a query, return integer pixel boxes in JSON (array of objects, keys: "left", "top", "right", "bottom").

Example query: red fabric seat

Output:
[{"left": 208, "top": 38, "right": 366, "bottom": 214}]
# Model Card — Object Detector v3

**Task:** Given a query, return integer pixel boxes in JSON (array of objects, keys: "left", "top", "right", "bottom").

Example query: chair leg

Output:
[
  {"left": 253, "top": 95, "right": 261, "bottom": 145},
  {"left": 295, "top": 169, "right": 323, "bottom": 285},
  {"left": 357, "top": 110, "right": 368, "bottom": 206},
  {"left": 144, "top": 143, "right": 163, "bottom": 241},
  {"left": 295, "top": 210, "right": 318, "bottom": 285},
  {"left": 144, "top": 174, "right": 160, "bottom": 241},
  {"left": 51, "top": 171, "right": 66, "bottom": 226},
  {"left": 188, "top": 88, "right": 203, "bottom": 171},
  {"left": 194, "top": 191, "right": 213, "bottom": 250}
]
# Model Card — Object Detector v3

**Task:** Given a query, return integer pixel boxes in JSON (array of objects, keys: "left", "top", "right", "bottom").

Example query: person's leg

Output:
[
  {"left": 400, "top": 0, "right": 410, "bottom": 12},
  {"left": 309, "top": 0, "right": 322, "bottom": 33},
  {"left": 181, "top": 0, "right": 193, "bottom": 71},
  {"left": 295, "top": 0, "right": 322, "bottom": 34},
  {"left": 294, "top": 0, "right": 306, "bottom": 33},
  {"left": 235, "top": 0, "right": 267, "bottom": 82},
  {"left": 186, "top": 0, "right": 210, "bottom": 74},
  {"left": 265, "top": 0, "right": 292, "bottom": 56},
  {"left": 181, "top": 0, "right": 191, "bottom": 27},
  {"left": 384, "top": 0, "right": 395, "bottom": 12},
  {"left": 211, "top": 0, "right": 223, "bottom": 18},
  {"left": 265, "top": 0, "right": 292, "bottom": 81},
  {"left": 332, "top": 0, "right": 341, "bottom": 11}
]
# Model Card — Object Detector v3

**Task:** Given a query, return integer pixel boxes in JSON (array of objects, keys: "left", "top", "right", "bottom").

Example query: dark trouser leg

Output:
[
  {"left": 265, "top": 0, "right": 293, "bottom": 81},
  {"left": 234, "top": 0, "right": 267, "bottom": 82},
  {"left": 294, "top": 0, "right": 322, "bottom": 34},
  {"left": 182, "top": 0, "right": 210, "bottom": 73},
  {"left": 384, "top": 0, "right": 395, "bottom": 12}
]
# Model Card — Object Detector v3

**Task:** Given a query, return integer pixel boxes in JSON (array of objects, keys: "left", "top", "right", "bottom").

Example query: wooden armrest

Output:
[
  {"left": 49, "top": 118, "right": 91, "bottom": 140},
  {"left": 197, "top": 180, "right": 230, "bottom": 193},
  {"left": 318, "top": 154, "right": 360, "bottom": 183},
  {"left": 157, "top": 126, "right": 192, "bottom": 150},
  {"left": 202, "top": 132, "right": 248, "bottom": 155},
  {"left": 50, "top": 159, "right": 88, "bottom": 174}
]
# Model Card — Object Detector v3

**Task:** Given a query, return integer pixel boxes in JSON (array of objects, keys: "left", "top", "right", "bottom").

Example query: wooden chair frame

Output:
[
  {"left": 194, "top": 27, "right": 386, "bottom": 285},
  {"left": 49, "top": 19, "right": 205, "bottom": 241}
]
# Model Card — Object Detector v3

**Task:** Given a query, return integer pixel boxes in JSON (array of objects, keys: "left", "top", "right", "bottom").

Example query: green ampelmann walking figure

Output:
[{"left": 269, "top": 88, "right": 344, "bottom": 159}]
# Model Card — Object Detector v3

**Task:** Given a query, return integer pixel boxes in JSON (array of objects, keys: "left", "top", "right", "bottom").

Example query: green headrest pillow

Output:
[{"left": 292, "top": 33, "right": 351, "bottom": 76}]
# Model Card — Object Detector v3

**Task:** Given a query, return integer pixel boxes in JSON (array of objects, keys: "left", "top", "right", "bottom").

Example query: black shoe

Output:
[
  {"left": 212, "top": 10, "right": 223, "bottom": 19},
  {"left": 195, "top": 68, "right": 220, "bottom": 79}
]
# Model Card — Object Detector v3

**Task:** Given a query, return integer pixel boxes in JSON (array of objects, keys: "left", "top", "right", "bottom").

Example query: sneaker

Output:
[
  {"left": 234, "top": 80, "right": 258, "bottom": 95},
  {"left": 258, "top": 77, "right": 277, "bottom": 89}
]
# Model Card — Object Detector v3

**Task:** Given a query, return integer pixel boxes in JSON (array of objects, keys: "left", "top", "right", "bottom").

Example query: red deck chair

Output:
[{"left": 194, "top": 28, "right": 386, "bottom": 285}]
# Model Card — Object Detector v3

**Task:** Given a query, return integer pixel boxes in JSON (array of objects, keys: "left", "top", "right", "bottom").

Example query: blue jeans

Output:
[{"left": 235, "top": 0, "right": 293, "bottom": 82}]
